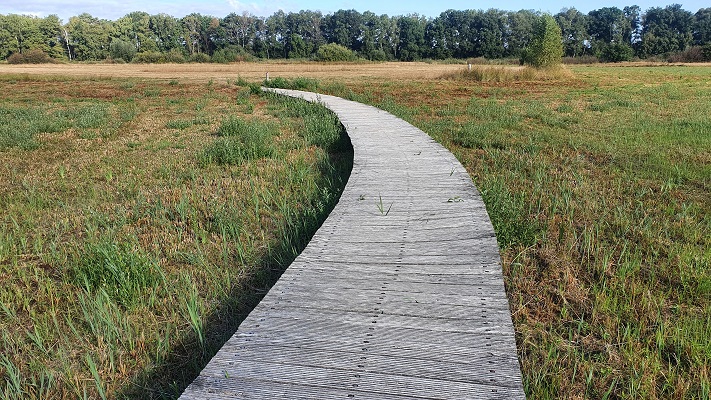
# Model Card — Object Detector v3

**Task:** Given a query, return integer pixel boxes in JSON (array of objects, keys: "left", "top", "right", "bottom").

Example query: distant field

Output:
[
  {"left": 1, "top": 62, "right": 709, "bottom": 399},
  {"left": 0, "top": 62, "right": 463, "bottom": 82}
]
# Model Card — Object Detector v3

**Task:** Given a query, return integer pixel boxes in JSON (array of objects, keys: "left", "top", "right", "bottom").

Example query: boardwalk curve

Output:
[{"left": 179, "top": 89, "right": 525, "bottom": 399}]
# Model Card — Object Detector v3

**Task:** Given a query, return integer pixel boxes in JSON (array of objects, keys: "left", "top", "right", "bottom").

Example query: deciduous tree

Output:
[{"left": 524, "top": 14, "right": 563, "bottom": 68}]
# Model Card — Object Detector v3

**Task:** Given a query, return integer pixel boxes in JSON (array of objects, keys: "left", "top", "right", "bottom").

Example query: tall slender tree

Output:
[{"left": 525, "top": 14, "right": 563, "bottom": 67}]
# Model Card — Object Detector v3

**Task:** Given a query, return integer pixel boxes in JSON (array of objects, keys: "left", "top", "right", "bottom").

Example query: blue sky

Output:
[{"left": 2, "top": 0, "right": 707, "bottom": 23}]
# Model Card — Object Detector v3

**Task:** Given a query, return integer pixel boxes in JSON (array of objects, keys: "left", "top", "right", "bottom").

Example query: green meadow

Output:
[
  {"left": 0, "top": 63, "right": 709, "bottom": 399},
  {"left": 0, "top": 74, "right": 351, "bottom": 399},
  {"left": 318, "top": 64, "right": 710, "bottom": 399}
]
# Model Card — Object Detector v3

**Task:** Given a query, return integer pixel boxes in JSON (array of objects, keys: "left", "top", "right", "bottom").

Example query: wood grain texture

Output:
[{"left": 179, "top": 89, "right": 525, "bottom": 399}]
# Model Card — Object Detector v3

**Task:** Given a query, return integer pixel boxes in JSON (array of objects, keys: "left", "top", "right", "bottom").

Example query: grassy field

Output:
[
  {"left": 316, "top": 64, "right": 711, "bottom": 399},
  {"left": 0, "top": 74, "right": 351, "bottom": 398},
  {"left": 1, "top": 62, "right": 709, "bottom": 399}
]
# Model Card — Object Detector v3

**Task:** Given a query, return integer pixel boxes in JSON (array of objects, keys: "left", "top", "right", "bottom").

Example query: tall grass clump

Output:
[
  {"left": 0, "top": 101, "right": 118, "bottom": 150},
  {"left": 262, "top": 76, "right": 320, "bottom": 92},
  {"left": 266, "top": 94, "right": 345, "bottom": 150},
  {"left": 200, "top": 117, "right": 278, "bottom": 165},
  {"left": 72, "top": 242, "right": 162, "bottom": 308},
  {"left": 0, "top": 106, "right": 67, "bottom": 150},
  {"left": 443, "top": 65, "right": 572, "bottom": 82},
  {"left": 480, "top": 178, "right": 542, "bottom": 248}
]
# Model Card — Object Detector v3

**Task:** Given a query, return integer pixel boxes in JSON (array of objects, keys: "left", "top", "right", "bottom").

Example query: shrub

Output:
[
  {"left": 211, "top": 48, "right": 236, "bottom": 63},
  {"left": 189, "top": 53, "right": 210, "bottom": 63},
  {"left": 316, "top": 43, "right": 357, "bottom": 62},
  {"left": 212, "top": 46, "right": 253, "bottom": 63},
  {"left": 132, "top": 51, "right": 165, "bottom": 64},
  {"left": 704, "top": 44, "right": 711, "bottom": 61},
  {"left": 368, "top": 49, "right": 388, "bottom": 61},
  {"left": 599, "top": 43, "right": 634, "bottom": 62},
  {"left": 7, "top": 49, "right": 54, "bottom": 64},
  {"left": 164, "top": 48, "right": 186, "bottom": 63},
  {"left": 109, "top": 39, "right": 136, "bottom": 62},
  {"left": 667, "top": 46, "right": 707, "bottom": 63},
  {"left": 523, "top": 14, "right": 563, "bottom": 68}
]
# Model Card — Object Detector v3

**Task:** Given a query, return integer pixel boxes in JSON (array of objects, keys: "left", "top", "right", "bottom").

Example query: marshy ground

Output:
[{"left": 0, "top": 61, "right": 709, "bottom": 399}]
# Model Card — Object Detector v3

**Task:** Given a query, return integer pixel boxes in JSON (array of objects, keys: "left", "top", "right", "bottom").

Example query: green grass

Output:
[
  {"left": 72, "top": 241, "right": 163, "bottom": 308},
  {"left": 199, "top": 117, "right": 278, "bottom": 165},
  {"left": 320, "top": 65, "right": 711, "bottom": 399},
  {"left": 261, "top": 76, "right": 320, "bottom": 92},
  {"left": 0, "top": 76, "right": 352, "bottom": 399}
]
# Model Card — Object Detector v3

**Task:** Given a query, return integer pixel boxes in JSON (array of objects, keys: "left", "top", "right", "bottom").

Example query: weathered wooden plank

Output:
[
  {"left": 179, "top": 89, "right": 525, "bottom": 399},
  {"left": 192, "top": 362, "right": 524, "bottom": 399}
]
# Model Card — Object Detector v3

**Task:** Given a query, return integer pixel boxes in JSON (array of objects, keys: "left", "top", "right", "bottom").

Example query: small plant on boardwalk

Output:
[{"left": 376, "top": 194, "right": 393, "bottom": 216}]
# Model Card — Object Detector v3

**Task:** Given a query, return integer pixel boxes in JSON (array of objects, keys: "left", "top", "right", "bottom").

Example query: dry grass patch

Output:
[
  {"left": 0, "top": 62, "right": 463, "bottom": 83},
  {"left": 442, "top": 64, "right": 575, "bottom": 83}
]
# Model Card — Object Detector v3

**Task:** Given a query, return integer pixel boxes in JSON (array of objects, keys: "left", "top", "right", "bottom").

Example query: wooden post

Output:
[{"left": 265, "top": 72, "right": 270, "bottom": 82}]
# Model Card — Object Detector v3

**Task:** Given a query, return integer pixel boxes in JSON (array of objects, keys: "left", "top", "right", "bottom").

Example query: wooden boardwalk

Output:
[{"left": 179, "top": 89, "right": 525, "bottom": 399}]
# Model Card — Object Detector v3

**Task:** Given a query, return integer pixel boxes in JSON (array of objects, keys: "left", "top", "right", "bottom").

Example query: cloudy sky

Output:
[{"left": 1, "top": 0, "right": 706, "bottom": 22}]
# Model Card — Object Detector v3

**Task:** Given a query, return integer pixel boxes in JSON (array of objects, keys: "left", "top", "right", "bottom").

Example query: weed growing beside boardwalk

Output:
[
  {"left": 0, "top": 75, "right": 351, "bottom": 399},
  {"left": 319, "top": 66, "right": 710, "bottom": 399}
]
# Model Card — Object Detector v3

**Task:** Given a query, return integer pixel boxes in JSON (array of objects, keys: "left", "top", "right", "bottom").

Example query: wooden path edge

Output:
[{"left": 178, "top": 88, "right": 526, "bottom": 399}]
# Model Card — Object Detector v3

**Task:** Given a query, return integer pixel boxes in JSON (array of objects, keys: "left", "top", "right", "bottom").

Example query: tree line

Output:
[{"left": 1, "top": 5, "right": 710, "bottom": 63}]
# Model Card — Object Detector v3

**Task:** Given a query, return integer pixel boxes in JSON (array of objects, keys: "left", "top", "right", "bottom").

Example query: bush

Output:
[
  {"left": 368, "top": 49, "right": 388, "bottom": 61},
  {"left": 667, "top": 46, "right": 707, "bottom": 63},
  {"left": 189, "top": 53, "right": 210, "bottom": 63},
  {"left": 164, "top": 48, "right": 185, "bottom": 63},
  {"left": 132, "top": 51, "right": 165, "bottom": 64},
  {"left": 109, "top": 39, "right": 136, "bottom": 62},
  {"left": 7, "top": 49, "right": 54, "bottom": 64},
  {"left": 523, "top": 14, "right": 563, "bottom": 68},
  {"left": 316, "top": 43, "right": 357, "bottom": 62},
  {"left": 599, "top": 43, "right": 634, "bottom": 62},
  {"left": 212, "top": 46, "right": 253, "bottom": 63},
  {"left": 704, "top": 44, "right": 711, "bottom": 61}
]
